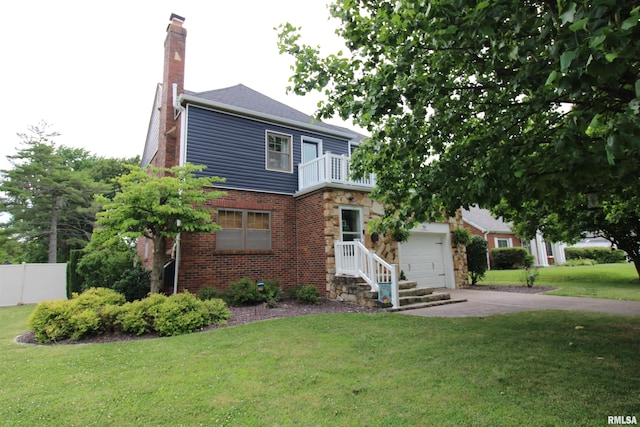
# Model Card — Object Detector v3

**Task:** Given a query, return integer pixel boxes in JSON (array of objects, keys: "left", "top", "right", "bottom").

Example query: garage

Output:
[{"left": 398, "top": 224, "right": 454, "bottom": 288}]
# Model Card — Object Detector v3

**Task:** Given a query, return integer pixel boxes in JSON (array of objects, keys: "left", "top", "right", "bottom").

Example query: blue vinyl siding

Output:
[{"left": 185, "top": 105, "right": 351, "bottom": 194}]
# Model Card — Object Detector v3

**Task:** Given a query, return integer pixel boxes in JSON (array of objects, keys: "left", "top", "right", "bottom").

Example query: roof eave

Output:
[{"left": 178, "top": 93, "right": 358, "bottom": 141}]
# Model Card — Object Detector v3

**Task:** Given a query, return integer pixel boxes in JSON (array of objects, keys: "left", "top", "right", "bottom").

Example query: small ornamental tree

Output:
[
  {"left": 467, "top": 236, "right": 488, "bottom": 285},
  {"left": 95, "top": 164, "right": 225, "bottom": 293}
]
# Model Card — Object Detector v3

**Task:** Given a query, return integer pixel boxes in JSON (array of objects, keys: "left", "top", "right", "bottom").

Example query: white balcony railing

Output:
[
  {"left": 334, "top": 240, "right": 399, "bottom": 309},
  {"left": 298, "top": 152, "right": 375, "bottom": 192}
]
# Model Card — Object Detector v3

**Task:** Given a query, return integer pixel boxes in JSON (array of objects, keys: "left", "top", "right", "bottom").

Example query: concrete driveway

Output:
[{"left": 399, "top": 288, "right": 640, "bottom": 318}]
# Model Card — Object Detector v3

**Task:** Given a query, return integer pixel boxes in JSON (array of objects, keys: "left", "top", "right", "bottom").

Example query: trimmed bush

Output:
[
  {"left": 491, "top": 247, "right": 533, "bottom": 270},
  {"left": 150, "top": 292, "right": 214, "bottom": 336},
  {"left": 289, "top": 284, "right": 321, "bottom": 305},
  {"left": 28, "top": 288, "right": 230, "bottom": 343},
  {"left": 198, "top": 286, "right": 223, "bottom": 301},
  {"left": 467, "top": 236, "right": 488, "bottom": 285},
  {"left": 119, "top": 293, "right": 168, "bottom": 335},
  {"left": 565, "top": 247, "right": 626, "bottom": 264},
  {"left": 224, "top": 277, "right": 264, "bottom": 306},
  {"left": 28, "top": 288, "right": 126, "bottom": 344},
  {"left": 28, "top": 300, "right": 74, "bottom": 344}
]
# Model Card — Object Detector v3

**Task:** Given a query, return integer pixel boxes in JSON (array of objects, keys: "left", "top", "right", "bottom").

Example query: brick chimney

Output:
[{"left": 155, "top": 13, "right": 187, "bottom": 170}]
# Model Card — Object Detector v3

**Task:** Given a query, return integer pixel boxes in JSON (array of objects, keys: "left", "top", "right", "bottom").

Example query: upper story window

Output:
[{"left": 266, "top": 131, "right": 293, "bottom": 173}]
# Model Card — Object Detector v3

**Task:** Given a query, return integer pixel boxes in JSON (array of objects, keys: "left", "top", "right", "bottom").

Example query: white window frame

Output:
[
  {"left": 265, "top": 130, "right": 293, "bottom": 173},
  {"left": 301, "top": 136, "right": 323, "bottom": 164},
  {"left": 495, "top": 237, "right": 512, "bottom": 248},
  {"left": 349, "top": 141, "right": 359, "bottom": 156},
  {"left": 339, "top": 206, "right": 364, "bottom": 242}
]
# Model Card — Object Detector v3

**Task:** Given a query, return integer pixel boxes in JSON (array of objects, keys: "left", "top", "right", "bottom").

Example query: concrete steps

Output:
[{"left": 330, "top": 276, "right": 467, "bottom": 311}]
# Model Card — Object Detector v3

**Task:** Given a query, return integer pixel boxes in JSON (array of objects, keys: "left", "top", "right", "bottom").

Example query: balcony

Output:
[{"left": 297, "top": 152, "right": 376, "bottom": 193}]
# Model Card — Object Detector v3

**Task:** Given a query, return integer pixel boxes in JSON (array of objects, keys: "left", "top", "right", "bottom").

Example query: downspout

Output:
[{"left": 172, "top": 83, "right": 187, "bottom": 294}]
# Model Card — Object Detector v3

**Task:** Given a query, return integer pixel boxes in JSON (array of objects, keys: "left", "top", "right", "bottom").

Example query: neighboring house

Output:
[
  {"left": 140, "top": 15, "right": 468, "bottom": 305},
  {"left": 462, "top": 206, "right": 566, "bottom": 267}
]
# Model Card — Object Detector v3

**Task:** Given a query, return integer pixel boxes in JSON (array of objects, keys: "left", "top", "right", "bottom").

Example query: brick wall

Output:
[
  {"left": 175, "top": 188, "right": 297, "bottom": 294},
  {"left": 295, "top": 190, "right": 326, "bottom": 295}
]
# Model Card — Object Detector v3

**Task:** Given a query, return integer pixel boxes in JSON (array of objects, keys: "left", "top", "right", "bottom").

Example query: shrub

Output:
[
  {"left": 289, "top": 284, "right": 321, "bottom": 305},
  {"left": 491, "top": 247, "right": 532, "bottom": 270},
  {"left": 565, "top": 247, "right": 627, "bottom": 264},
  {"left": 28, "top": 288, "right": 126, "bottom": 343},
  {"left": 28, "top": 300, "right": 74, "bottom": 344},
  {"left": 151, "top": 292, "right": 214, "bottom": 336},
  {"left": 68, "top": 309, "right": 101, "bottom": 340},
  {"left": 224, "top": 277, "right": 264, "bottom": 306},
  {"left": 113, "top": 264, "right": 151, "bottom": 301},
  {"left": 202, "top": 298, "right": 231, "bottom": 325},
  {"left": 27, "top": 289, "right": 231, "bottom": 342},
  {"left": 260, "top": 280, "right": 283, "bottom": 308},
  {"left": 119, "top": 293, "right": 168, "bottom": 335},
  {"left": 466, "top": 236, "right": 488, "bottom": 285},
  {"left": 452, "top": 228, "right": 472, "bottom": 246},
  {"left": 198, "top": 286, "right": 223, "bottom": 301},
  {"left": 73, "top": 287, "right": 126, "bottom": 309}
]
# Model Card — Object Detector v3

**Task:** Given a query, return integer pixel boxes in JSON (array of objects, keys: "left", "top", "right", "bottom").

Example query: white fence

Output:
[{"left": 0, "top": 263, "right": 67, "bottom": 307}]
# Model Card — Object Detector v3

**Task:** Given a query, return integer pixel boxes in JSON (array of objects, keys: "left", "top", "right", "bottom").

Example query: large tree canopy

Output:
[
  {"left": 278, "top": 0, "right": 640, "bottom": 277},
  {"left": 0, "top": 124, "right": 139, "bottom": 263},
  {"left": 95, "top": 164, "right": 225, "bottom": 293}
]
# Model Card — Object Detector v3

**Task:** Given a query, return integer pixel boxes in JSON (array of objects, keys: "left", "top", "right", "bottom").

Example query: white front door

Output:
[
  {"left": 399, "top": 233, "right": 448, "bottom": 287},
  {"left": 340, "top": 206, "right": 363, "bottom": 241}
]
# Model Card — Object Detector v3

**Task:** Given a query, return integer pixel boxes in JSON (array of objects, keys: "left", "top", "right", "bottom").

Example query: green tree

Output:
[
  {"left": 76, "top": 228, "right": 139, "bottom": 290},
  {"left": 467, "top": 236, "right": 489, "bottom": 285},
  {"left": 0, "top": 124, "right": 106, "bottom": 263},
  {"left": 277, "top": 0, "right": 640, "bottom": 278},
  {"left": 95, "top": 164, "right": 225, "bottom": 293}
]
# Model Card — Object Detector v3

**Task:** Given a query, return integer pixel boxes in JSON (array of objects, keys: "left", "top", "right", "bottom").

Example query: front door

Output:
[{"left": 340, "top": 207, "right": 363, "bottom": 241}]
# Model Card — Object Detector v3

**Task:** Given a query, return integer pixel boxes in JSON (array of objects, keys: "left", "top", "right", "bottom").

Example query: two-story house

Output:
[{"left": 141, "top": 14, "right": 467, "bottom": 308}]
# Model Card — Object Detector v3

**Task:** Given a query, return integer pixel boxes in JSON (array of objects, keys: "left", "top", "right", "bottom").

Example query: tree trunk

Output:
[
  {"left": 631, "top": 257, "right": 640, "bottom": 282},
  {"left": 150, "top": 236, "right": 166, "bottom": 293},
  {"left": 48, "top": 195, "right": 58, "bottom": 263}
]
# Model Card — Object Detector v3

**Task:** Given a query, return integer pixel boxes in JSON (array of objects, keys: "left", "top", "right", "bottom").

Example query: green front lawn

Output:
[
  {"left": 480, "top": 263, "right": 640, "bottom": 301},
  {"left": 2, "top": 305, "right": 638, "bottom": 426}
]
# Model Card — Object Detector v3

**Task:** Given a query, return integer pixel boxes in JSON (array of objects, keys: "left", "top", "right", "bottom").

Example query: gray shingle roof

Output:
[
  {"left": 462, "top": 206, "right": 514, "bottom": 233},
  {"left": 186, "top": 84, "right": 365, "bottom": 141}
]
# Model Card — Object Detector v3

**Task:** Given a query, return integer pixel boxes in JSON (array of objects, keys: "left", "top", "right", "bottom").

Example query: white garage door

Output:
[{"left": 399, "top": 233, "right": 447, "bottom": 288}]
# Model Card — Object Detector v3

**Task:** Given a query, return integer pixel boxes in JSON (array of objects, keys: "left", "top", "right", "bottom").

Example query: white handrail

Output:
[
  {"left": 334, "top": 240, "right": 399, "bottom": 309},
  {"left": 298, "top": 153, "right": 376, "bottom": 190}
]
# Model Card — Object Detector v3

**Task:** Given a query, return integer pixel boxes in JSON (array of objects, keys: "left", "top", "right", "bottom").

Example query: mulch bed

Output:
[{"left": 15, "top": 300, "right": 379, "bottom": 346}]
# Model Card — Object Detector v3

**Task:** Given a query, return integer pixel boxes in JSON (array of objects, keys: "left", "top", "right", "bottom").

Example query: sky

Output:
[{"left": 1, "top": 0, "right": 350, "bottom": 169}]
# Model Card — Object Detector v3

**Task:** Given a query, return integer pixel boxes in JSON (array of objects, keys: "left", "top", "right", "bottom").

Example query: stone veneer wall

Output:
[
  {"left": 448, "top": 209, "right": 469, "bottom": 288},
  {"left": 322, "top": 189, "right": 399, "bottom": 295}
]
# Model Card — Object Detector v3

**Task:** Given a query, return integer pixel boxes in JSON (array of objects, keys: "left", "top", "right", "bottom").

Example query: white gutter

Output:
[{"left": 177, "top": 92, "right": 358, "bottom": 141}]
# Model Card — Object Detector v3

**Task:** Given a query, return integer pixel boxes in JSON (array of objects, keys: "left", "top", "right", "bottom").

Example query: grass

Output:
[
  {"left": 480, "top": 263, "right": 640, "bottom": 301},
  {"left": 2, "top": 305, "right": 639, "bottom": 426}
]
